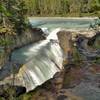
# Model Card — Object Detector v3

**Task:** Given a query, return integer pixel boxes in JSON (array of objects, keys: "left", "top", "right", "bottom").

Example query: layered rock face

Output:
[
  {"left": 57, "top": 31, "right": 72, "bottom": 64},
  {"left": 12, "top": 28, "right": 46, "bottom": 50}
]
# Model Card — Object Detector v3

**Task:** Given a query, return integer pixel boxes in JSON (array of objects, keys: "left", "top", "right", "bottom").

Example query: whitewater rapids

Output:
[{"left": 4, "top": 28, "right": 64, "bottom": 92}]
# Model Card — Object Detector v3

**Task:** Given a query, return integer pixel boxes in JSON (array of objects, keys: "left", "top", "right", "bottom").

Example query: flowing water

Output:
[
  {"left": 29, "top": 17, "right": 95, "bottom": 32},
  {"left": 11, "top": 18, "right": 96, "bottom": 92},
  {"left": 11, "top": 28, "right": 63, "bottom": 92},
  {"left": 0, "top": 18, "right": 97, "bottom": 92}
]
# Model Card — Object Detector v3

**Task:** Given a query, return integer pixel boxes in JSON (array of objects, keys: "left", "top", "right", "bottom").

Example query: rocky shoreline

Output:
[
  {"left": 11, "top": 28, "right": 45, "bottom": 51},
  {"left": 0, "top": 28, "right": 100, "bottom": 100}
]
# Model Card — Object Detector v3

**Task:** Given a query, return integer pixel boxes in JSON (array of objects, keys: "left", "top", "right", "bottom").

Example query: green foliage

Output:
[
  {"left": 24, "top": 0, "right": 70, "bottom": 16},
  {"left": 23, "top": 0, "right": 100, "bottom": 16},
  {"left": 7, "top": 0, "right": 28, "bottom": 34},
  {"left": 0, "top": 0, "right": 28, "bottom": 35},
  {"left": 0, "top": 0, "right": 28, "bottom": 47}
]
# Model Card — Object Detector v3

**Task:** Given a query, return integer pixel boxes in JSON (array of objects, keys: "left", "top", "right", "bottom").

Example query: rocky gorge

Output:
[
  {"left": 16, "top": 31, "right": 100, "bottom": 100},
  {"left": 0, "top": 18, "right": 100, "bottom": 100}
]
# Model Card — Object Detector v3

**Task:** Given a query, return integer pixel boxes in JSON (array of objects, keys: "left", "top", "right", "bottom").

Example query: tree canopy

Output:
[
  {"left": 0, "top": 0, "right": 28, "bottom": 47},
  {"left": 0, "top": 0, "right": 27, "bottom": 35},
  {"left": 24, "top": 0, "right": 100, "bottom": 16}
]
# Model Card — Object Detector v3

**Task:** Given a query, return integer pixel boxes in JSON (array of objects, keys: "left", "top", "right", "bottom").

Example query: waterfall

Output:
[{"left": 10, "top": 28, "right": 63, "bottom": 92}]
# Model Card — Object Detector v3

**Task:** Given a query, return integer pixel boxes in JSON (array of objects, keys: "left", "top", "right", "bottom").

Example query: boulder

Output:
[
  {"left": 57, "top": 30, "right": 72, "bottom": 64},
  {"left": 13, "top": 27, "right": 46, "bottom": 50}
]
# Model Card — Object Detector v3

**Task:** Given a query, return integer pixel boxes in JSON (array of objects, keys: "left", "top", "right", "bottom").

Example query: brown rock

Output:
[{"left": 57, "top": 30, "right": 72, "bottom": 64}]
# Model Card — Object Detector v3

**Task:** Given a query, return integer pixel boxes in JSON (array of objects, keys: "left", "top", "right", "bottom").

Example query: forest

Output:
[{"left": 24, "top": 0, "right": 100, "bottom": 16}]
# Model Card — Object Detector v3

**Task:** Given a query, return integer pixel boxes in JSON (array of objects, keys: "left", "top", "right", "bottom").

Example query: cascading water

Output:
[{"left": 7, "top": 28, "right": 64, "bottom": 92}]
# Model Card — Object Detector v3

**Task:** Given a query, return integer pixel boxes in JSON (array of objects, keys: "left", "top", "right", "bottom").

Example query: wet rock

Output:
[
  {"left": 15, "top": 86, "right": 26, "bottom": 96},
  {"left": 57, "top": 95, "right": 68, "bottom": 100},
  {"left": 57, "top": 30, "right": 72, "bottom": 64},
  {"left": 13, "top": 27, "right": 46, "bottom": 50},
  {"left": 0, "top": 84, "right": 26, "bottom": 97},
  {"left": 88, "top": 31, "right": 100, "bottom": 46},
  {"left": 63, "top": 66, "right": 84, "bottom": 89},
  {"left": 57, "top": 89, "right": 83, "bottom": 100}
]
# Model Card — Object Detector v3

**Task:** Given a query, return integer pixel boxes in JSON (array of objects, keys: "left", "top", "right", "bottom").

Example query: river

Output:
[{"left": 0, "top": 17, "right": 98, "bottom": 92}]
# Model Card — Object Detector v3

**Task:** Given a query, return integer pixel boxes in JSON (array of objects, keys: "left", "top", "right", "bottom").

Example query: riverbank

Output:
[
  {"left": 16, "top": 32, "right": 100, "bottom": 100},
  {"left": 0, "top": 18, "right": 99, "bottom": 100},
  {"left": 29, "top": 17, "right": 98, "bottom": 20},
  {"left": 28, "top": 11, "right": 100, "bottom": 17},
  {"left": 16, "top": 63, "right": 100, "bottom": 100}
]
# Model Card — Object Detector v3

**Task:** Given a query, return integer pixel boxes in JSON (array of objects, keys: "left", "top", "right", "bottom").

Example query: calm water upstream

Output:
[{"left": 29, "top": 17, "right": 96, "bottom": 31}]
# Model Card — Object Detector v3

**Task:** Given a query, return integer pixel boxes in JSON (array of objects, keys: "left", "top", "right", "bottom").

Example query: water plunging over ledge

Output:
[
  {"left": 0, "top": 18, "right": 97, "bottom": 92},
  {"left": 0, "top": 28, "right": 64, "bottom": 92}
]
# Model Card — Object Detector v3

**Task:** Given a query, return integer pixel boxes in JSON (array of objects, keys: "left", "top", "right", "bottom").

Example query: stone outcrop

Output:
[
  {"left": 0, "top": 28, "right": 45, "bottom": 68},
  {"left": 12, "top": 28, "right": 46, "bottom": 50},
  {"left": 0, "top": 29, "right": 73, "bottom": 95},
  {"left": 57, "top": 30, "right": 72, "bottom": 64}
]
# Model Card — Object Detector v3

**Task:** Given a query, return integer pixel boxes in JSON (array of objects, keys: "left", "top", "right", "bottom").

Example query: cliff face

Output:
[
  {"left": 0, "top": 29, "right": 73, "bottom": 95},
  {"left": 12, "top": 28, "right": 46, "bottom": 50},
  {"left": 0, "top": 28, "right": 64, "bottom": 93},
  {"left": 0, "top": 28, "right": 45, "bottom": 68},
  {"left": 57, "top": 30, "right": 72, "bottom": 64}
]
